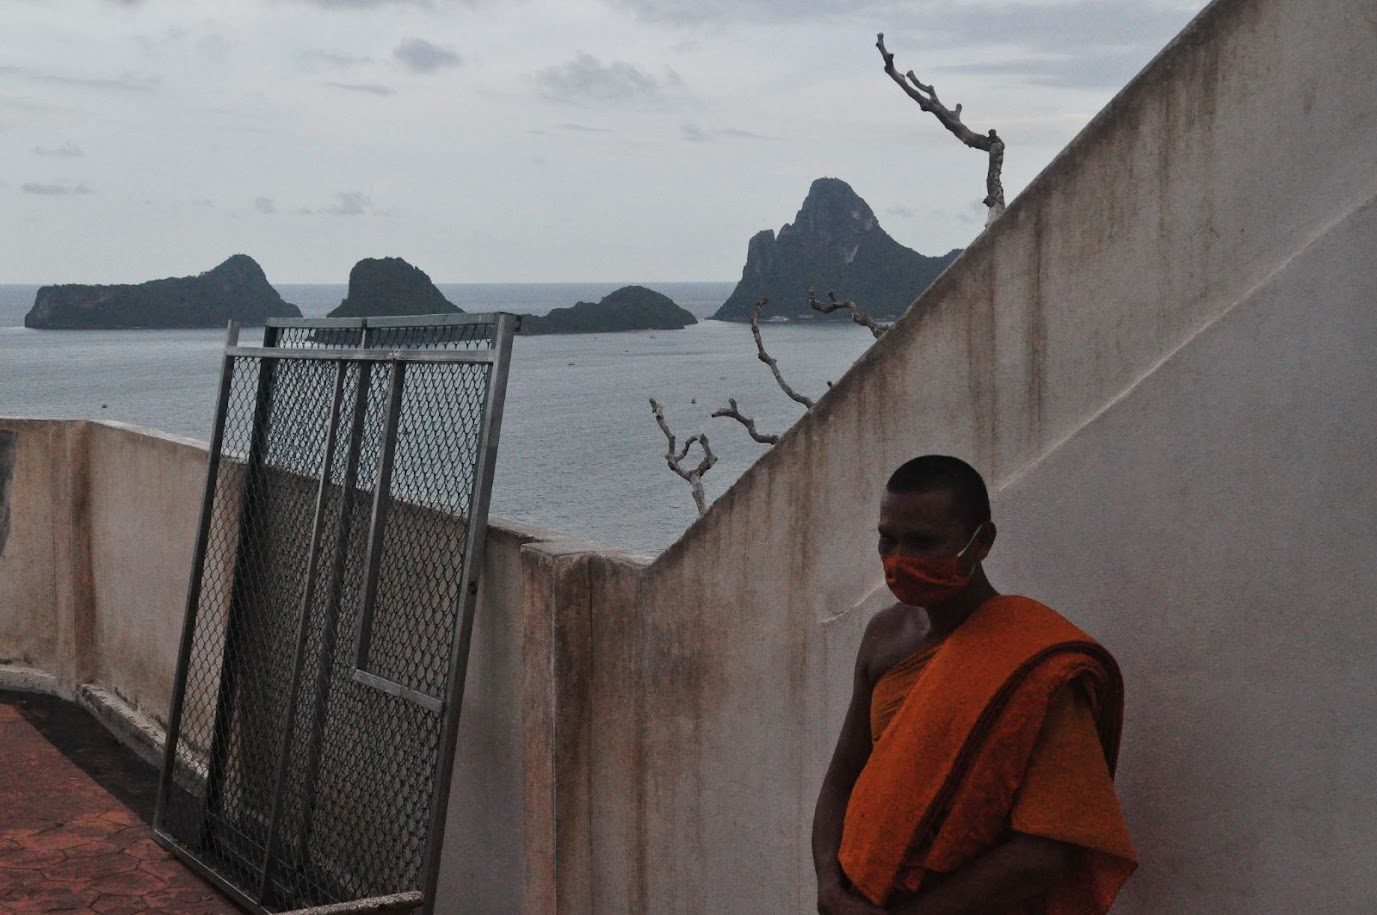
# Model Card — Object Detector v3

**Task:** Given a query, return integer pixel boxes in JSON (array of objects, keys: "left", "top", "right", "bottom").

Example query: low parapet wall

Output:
[{"left": 0, "top": 417, "right": 641, "bottom": 913}]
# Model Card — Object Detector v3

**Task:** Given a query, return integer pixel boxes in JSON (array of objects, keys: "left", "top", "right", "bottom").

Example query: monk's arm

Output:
[
  {"left": 812, "top": 623, "right": 884, "bottom": 914},
  {"left": 887, "top": 833, "right": 1075, "bottom": 915}
]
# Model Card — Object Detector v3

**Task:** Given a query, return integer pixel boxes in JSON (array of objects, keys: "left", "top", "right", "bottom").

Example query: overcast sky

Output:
[{"left": 4, "top": 0, "right": 1209, "bottom": 284}]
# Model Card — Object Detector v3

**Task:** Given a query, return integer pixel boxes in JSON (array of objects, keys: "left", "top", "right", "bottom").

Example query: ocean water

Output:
[{"left": 0, "top": 283, "right": 878, "bottom": 552}]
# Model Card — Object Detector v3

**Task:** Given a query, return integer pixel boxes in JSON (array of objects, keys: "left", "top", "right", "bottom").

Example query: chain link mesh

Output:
[{"left": 158, "top": 317, "right": 509, "bottom": 912}]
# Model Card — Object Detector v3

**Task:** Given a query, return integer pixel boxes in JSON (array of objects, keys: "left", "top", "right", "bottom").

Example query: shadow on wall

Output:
[{"left": 0, "top": 430, "right": 14, "bottom": 557}]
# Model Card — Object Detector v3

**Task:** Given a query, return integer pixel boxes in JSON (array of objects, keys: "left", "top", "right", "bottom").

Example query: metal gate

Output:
[{"left": 153, "top": 314, "right": 517, "bottom": 914}]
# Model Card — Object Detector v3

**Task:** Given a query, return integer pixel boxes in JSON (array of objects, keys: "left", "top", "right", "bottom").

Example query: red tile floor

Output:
[{"left": 0, "top": 692, "right": 238, "bottom": 913}]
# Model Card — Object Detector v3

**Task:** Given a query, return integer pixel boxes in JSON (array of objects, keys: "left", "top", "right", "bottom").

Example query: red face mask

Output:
[{"left": 882, "top": 525, "right": 984, "bottom": 608}]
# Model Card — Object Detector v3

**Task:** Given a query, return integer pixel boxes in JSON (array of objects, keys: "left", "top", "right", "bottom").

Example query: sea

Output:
[{"left": 0, "top": 283, "right": 878, "bottom": 553}]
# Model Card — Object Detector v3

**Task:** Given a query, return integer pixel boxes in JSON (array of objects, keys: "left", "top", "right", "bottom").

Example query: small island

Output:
[
  {"left": 325, "top": 257, "right": 460, "bottom": 318},
  {"left": 23, "top": 255, "right": 301, "bottom": 329},
  {"left": 314, "top": 261, "right": 694, "bottom": 336},
  {"left": 519, "top": 285, "right": 697, "bottom": 335}
]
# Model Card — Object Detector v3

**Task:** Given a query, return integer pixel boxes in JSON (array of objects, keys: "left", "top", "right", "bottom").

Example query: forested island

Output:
[
  {"left": 713, "top": 177, "right": 960, "bottom": 323},
  {"left": 321, "top": 259, "right": 694, "bottom": 335},
  {"left": 519, "top": 285, "right": 696, "bottom": 335},
  {"left": 325, "top": 257, "right": 460, "bottom": 318},
  {"left": 23, "top": 255, "right": 301, "bottom": 329}
]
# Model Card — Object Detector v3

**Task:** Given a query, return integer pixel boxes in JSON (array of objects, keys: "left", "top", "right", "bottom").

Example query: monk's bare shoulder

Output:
[{"left": 858, "top": 602, "right": 931, "bottom": 686}]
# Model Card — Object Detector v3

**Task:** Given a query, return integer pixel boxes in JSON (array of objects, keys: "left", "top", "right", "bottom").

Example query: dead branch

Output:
[
  {"left": 807, "top": 290, "right": 891, "bottom": 339},
  {"left": 711, "top": 398, "right": 780, "bottom": 445},
  {"left": 649, "top": 398, "right": 717, "bottom": 515},
  {"left": 876, "top": 32, "right": 1006, "bottom": 219},
  {"left": 751, "top": 297, "right": 815, "bottom": 409}
]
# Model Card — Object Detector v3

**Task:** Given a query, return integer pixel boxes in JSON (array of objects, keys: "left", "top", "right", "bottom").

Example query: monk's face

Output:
[{"left": 877, "top": 487, "right": 987, "bottom": 570}]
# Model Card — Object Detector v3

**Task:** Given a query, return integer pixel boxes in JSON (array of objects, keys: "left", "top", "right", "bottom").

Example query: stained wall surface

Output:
[
  {"left": 0, "top": 418, "right": 535, "bottom": 912},
  {"left": 568, "top": 0, "right": 1377, "bottom": 910}
]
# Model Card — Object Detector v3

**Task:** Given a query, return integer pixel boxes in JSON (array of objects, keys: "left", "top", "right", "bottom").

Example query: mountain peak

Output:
[
  {"left": 712, "top": 179, "right": 959, "bottom": 322},
  {"left": 776, "top": 178, "right": 878, "bottom": 265},
  {"left": 327, "top": 256, "right": 460, "bottom": 319}
]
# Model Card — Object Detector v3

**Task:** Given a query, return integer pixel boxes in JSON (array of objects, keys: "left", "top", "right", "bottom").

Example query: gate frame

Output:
[{"left": 153, "top": 312, "right": 519, "bottom": 914}]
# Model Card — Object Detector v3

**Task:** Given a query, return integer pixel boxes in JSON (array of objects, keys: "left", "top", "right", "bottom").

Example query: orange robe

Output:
[{"left": 839, "top": 595, "right": 1137, "bottom": 912}]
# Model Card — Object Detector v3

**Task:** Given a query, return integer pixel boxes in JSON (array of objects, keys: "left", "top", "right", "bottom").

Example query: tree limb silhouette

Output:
[
  {"left": 751, "top": 297, "right": 815, "bottom": 409},
  {"left": 807, "top": 290, "right": 891, "bottom": 339},
  {"left": 711, "top": 398, "right": 780, "bottom": 445},
  {"left": 649, "top": 398, "right": 717, "bottom": 515},
  {"left": 876, "top": 32, "right": 1006, "bottom": 221}
]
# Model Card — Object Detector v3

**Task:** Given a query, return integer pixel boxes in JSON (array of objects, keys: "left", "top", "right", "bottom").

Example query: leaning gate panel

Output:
[{"left": 154, "top": 314, "right": 517, "bottom": 914}]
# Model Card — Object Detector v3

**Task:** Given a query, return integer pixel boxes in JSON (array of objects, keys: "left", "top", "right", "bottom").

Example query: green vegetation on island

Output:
[{"left": 23, "top": 255, "right": 301, "bottom": 329}]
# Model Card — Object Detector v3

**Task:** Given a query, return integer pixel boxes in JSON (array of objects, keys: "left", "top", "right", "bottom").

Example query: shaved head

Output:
[{"left": 885, "top": 455, "right": 991, "bottom": 535}]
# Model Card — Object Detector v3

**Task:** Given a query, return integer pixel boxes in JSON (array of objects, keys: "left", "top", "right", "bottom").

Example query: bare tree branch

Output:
[
  {"left": 876, "top": 32, "right": 1006, "bottom": 219},
  {"left": 649, "top": 398, "right": 717, "bottom": 515},
  {"left": 711, "top": 398, "right": 780, "bottom": 445},
  {"left": 751, "top": 297, "right": 816, "bottom": 409},
  {"left": 807, "top": 290, "right": 891, "bottom": 339}
]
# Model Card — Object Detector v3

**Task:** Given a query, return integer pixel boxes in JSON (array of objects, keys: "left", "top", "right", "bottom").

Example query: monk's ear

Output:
[{"left": 973, "top": 521, "right": 997, "bottom": 561}]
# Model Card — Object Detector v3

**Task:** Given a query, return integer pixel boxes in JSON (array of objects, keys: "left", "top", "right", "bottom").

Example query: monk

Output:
[{"left": 813, "top": 456, "right": 1137, "bottom": 914}]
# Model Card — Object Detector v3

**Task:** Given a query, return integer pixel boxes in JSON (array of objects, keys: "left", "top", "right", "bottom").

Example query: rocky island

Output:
[
  {"left": 318, "top": 260, "right": 693, "bottom": 336},
  {"left": 519, "top": 285, "right": 697, "bottom": 335},
  {"left": 713, "top": 177, "right": 960, "bottom": 323},
  {"left": 326, "top": 257, "right": 461, "bottom": 318},
  {"left": 23, "top": 254, "right": 301, "bottom": 329}
]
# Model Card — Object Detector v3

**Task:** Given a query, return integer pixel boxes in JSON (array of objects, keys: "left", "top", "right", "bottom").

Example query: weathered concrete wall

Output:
[
  {"left": 0, "top": 419, "right": 93, "bottom": 691},
  {"left": 565, "top": 0, "right": 1377, "bottom": 911},
  {"left": 435, "top": 523, "right": 539, "bottom": 913},
  {"left": 992, "top": 195, "right": 1377, "bottom": 912},
  {"left": 0, "top": 418, "right": 559, "bottom": 912},
  {"left": 0, "top": 430, "right": 16, "bottom": 558},
  {"left": 86, "top": 422, "right": 206, "bottom": 720}
]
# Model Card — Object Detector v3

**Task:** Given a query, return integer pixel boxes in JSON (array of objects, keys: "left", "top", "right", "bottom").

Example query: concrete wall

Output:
[
  {"left": 0, "top": 418, "right": 565, "bottom": 912},
  {"left": 2, "top": 0, "right": 1374, "bottom": 910},
  {"left": 992, "top": 196, "right": 1377, "bottom": 912},
  {"left": 555, "top": 0, "right": 1377, "bottom": 911},
  {"left": 0, "top": 420, "right": 93, "bottom": 691}
]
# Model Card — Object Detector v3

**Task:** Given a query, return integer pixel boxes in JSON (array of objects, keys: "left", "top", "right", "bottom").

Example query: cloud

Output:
[
  {"left": 394, "top": 38, "right": 461, "bottom": 73},
  {"left": 23, "top": 181, "right": 93, "bottom": 196},
  {"left": 938, "top": 52, "right": 1129, "bottom": 90},
  {"left": 535, "top": 53, "right": 682, "bottom": 104},
  {"left": 602, "top": 0, "right": 1207, "bottom": 90},
  {"left": 556, "top": 122, "right": 614, "bottom": 134},
  {"left": 301, "top": 0, "right": 434, "bottom": 8},
  {"left": 604, "top": 0, "right": 889, "bottom": 25},
  {"left": 322, "top": 191, "right": 372, "bottom": 215},
  {"left": 925, "top": 2, "right": 1205, "bottom": 49},
  {"left": 254, "top": 197, "right": 277, "bottom": 214},
  {"left": 0, "top": 65, "right": 161, "bottom": 92},
  {"left": 898, "top": 3, "right": 1205, "bottom": 89},
  {"left": 302, "top": 50, "right": 373, "bottom": 69},
  {"left": 605, "top": 0, "right": 1201, "bottom": 32},
  {"left": 680, "top": 122, "right": 779, "bottom": 142},
  {"left": 884, "top": 204, "right": 918, "bottom": 219},
  {"left": 327, "top": 81, "right": 396, "bottom": 96},
  {"left": 33, "top": 141, "right": 84, "bottom": 158}
]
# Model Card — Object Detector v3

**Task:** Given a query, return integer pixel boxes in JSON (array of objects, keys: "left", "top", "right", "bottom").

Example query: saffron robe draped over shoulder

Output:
[{"left": 838, "top": 595, "right": 1138, "bottom": 913}]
